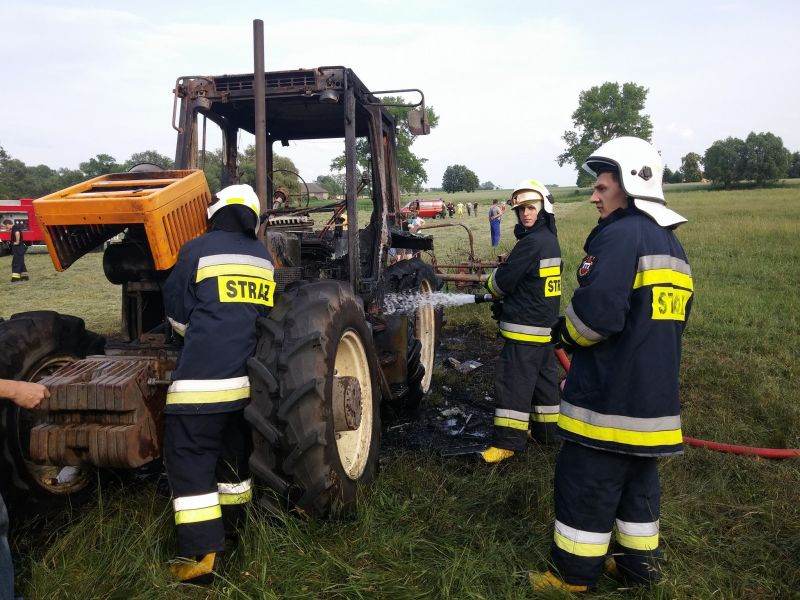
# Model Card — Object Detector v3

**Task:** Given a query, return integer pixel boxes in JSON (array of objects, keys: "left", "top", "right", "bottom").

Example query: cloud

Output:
[{"left": 1, "top": 3, "right": 798, "bottom": 187}]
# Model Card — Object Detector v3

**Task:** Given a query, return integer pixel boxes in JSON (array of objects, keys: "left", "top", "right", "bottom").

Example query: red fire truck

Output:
[{"left": 0, "top": 198, "right": 44, "bottom": 255}]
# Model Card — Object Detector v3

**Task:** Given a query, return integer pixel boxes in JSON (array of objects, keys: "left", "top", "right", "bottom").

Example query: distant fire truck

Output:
[{"left": 0, "top": 198, "right": 44, "bottom": 254}]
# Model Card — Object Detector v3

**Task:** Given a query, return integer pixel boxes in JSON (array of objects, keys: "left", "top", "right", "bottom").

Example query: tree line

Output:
[
  {"left": 0, "top": 145, "right": 301, "bottom": 199},
  {"left": 558, "top": 82, "right": 800, "bottom": 188}
]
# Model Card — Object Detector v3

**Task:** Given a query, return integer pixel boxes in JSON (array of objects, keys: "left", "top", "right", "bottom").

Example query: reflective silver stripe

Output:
[
  {"left": 637, "top": 255, "right": 691, "bottom": 276},
  {"left": 218, "top": 479, "right": 252, "bottom": 495},
  {"left": 539, "top": 257, "right": 561, "bottom": 268},
  {"left": 495, "top": 408, "right": 529, "bottom": 421},
  {"left": 565, "top": 303, "right": 604, "bottom": 342},
  {"left": 167, "top": 317, "right": 186, "bottom": 336},
  {"left": 561, "top": 401, "right": 682, "bottom": 432},
  {"left": 174, "top": 492, "right": 218, "bottom": 512},
  {"left": 616, "top": 519, "right": 659, "bottom": 536},
  {"left": 498, "top": 322, "right": 552, "bottom": 336},
  {"left": 488, "top": 269, "right": 504, "bottom": 296},
  {"left": 533, "top": 405, "right": 560, "bottom": 414},
  {"left": 555, "top": 520, "right": 611, "bottom": 545},
  {"left": 167, "top": 375, "right": 250, "bottom": 393},
  {"left": 197, "top": 254, "right": 274, "bottom": 271}
]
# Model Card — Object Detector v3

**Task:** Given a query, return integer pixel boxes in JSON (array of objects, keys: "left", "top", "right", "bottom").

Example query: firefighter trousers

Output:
[
  {"left": 164, "top": 410, "right": 253, "bottom": 558},
  {"left": 493, "top": 341, "right": 560, "bottom": 451},
  {"left": 10, "top": 245, "right": 26, "bottom": 280},
  {"left": 550, "top": 441, "right": 662, "bottom": 587}
]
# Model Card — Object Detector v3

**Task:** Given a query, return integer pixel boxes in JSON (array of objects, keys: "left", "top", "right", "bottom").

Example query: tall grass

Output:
[{"left": 1, "top": 185, "right": 799, "bottom": 598}]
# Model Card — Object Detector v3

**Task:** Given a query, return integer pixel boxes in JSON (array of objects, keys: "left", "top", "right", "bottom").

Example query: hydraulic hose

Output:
[{"left": 553, "top": 348, "right": 800, "bottom": 459}]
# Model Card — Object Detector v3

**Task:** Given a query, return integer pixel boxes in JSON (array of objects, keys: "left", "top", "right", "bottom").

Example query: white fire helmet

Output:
[
  {"left": 582, "top": 136, "right": 687, "bottom": 228},
  {"left": 207, "top": 184, "right": 262, "bottom": 235},
  {"left": 510, "top": 179, "right": 554, "bottom": 214}
]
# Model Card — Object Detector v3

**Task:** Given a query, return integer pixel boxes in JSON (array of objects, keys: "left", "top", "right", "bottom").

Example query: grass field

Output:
[{"left": 1, "top": 184, "right": 799, "bottom": 598}]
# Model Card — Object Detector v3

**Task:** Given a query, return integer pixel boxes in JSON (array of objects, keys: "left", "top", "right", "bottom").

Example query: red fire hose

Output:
[{"left": 553, "top": 348, "right": 800, "bottom": 459}]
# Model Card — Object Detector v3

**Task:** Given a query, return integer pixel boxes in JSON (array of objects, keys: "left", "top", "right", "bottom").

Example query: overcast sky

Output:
[{"left": 1, "top": 1, "right": 798, "bottom": 187}]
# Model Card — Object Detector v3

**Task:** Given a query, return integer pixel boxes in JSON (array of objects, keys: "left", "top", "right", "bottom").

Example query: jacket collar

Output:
[
  {"left": 514, "top": 216, "right": 546, "bottom": 240},
  {"left": 584, "top": 205, "right": 638, "bottom": 251}
]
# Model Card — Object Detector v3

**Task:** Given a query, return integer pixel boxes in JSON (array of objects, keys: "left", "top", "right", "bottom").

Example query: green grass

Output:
[{"left": 2, "top": 185, "right": 800, "bottom": 598}]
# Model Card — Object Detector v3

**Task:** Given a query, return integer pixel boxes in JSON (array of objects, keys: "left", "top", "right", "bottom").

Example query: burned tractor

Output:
[{"left": 0, "top": 31, "right": 441, "bottom": 517}]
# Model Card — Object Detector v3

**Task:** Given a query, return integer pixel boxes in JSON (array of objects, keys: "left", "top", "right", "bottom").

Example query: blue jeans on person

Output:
[
  {"left": 490, "top": 219, "right": 501, "bottom": 247},
  {"left": 0, "top": 493, "right": 13, "bottom": 600}
]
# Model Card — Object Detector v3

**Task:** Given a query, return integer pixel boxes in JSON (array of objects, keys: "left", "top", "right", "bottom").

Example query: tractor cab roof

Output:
[{"left": 177, "top": 67, "right": 395, "bottom": 141}]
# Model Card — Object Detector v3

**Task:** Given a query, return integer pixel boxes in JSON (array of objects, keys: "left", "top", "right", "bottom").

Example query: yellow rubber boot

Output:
[
  {"left": 170, "top": 552, "right": 218, "bottom": 584},
  {"left": 605, "top": 556, "right": 620, "bottom": 578},
  {"left": 480, "top": 446, "right": 515, "bottom": 463},
  {"left": 529, "top": 570, "right": 588, "bottom": 593}
]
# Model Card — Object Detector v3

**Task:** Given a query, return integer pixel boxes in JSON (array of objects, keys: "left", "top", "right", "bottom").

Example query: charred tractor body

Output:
[{"left": 0, "top": 43, "right": 441, "bottom": 517}]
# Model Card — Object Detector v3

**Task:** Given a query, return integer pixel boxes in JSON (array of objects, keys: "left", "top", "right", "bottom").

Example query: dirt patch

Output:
[{"left": 383, "top": 326, "right": 504, "bottom": 454}]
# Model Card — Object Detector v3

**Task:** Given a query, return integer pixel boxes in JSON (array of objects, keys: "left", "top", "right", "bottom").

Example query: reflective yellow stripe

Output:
[
  {"left": 486, "top": 271, "right": 503, "bottom": 298},
  {"left": 633, "top": 269, "right": 693, "bottom": 291},
  {"left": 219, "top": 489, "right": 253, "bottom": 505},
  {"left": 539, "top": 266, "right": 561, "bottom": 277},
  {"left": 196, "top": 263, "right": 274, "bottom": 283},
  {"left": 166, "top": 387, "right": 250, "bottom": 405},
  {"left": 616, "top": 532, "right": 659, "bottom": 551},
  {"left": 558, "top": 413, "right": 682, "bottom": 447},
  {"left": 175, "top": 505, "right": 222, "bottom": 525},
  {"left": 531, "top": 413, "right": 559, "bottom": 423},
  {"left": 494, "top": 416, "right": 529, "bottom": 431},
  {"left": 565, "top": 317, "right": 598, "bottom": 347},
  {"left": 499, "top": 330, "right": 551, "bottom": 343},
  {"left": 554, "top": 531, "right": 609, "bottom": 557}
]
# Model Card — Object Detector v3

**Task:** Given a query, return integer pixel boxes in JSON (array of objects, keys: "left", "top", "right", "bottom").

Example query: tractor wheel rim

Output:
[
  {"left": 18, "top": 355, "right": 92, "bottom": 495},
  {"left": 416, "top": 279, "right": 436, "bottom": 392},
  {"left": 333, "top": 329, "right": 373, "bottom": 480}
]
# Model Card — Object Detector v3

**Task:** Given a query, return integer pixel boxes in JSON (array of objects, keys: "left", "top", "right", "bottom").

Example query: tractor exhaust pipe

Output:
[{"left": 253, "top": 19, "right": 268, "bottom": 222}]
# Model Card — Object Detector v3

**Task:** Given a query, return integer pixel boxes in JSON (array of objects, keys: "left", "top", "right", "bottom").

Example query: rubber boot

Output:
[
  {"left": 169, "top": 552, "right": 219, "bottom": 585},
  {"left": 605, "top": 556, "right": 620, "bottom": 579},
  {"left": 529, "top": 570, "right": 588, "bottom": 593},
  {"left": 480, "top": 446, "right": 515, "bottom": 464}
]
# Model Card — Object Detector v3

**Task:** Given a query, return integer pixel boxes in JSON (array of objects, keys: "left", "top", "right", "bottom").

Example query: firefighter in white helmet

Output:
[
  {"left": 481, "top": 179, "right": 562, "bottom": 463},
  {"left": 163, "top": 184, "right": 275, "bottom": 584},
  {"left": 531, "top": 137, "right": 692, "bottom": 591}
]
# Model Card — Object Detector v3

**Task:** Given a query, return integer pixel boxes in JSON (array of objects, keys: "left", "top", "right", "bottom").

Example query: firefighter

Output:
[
  {"left": 531, "top": 137, "right": 692, "bottom": 592},
  {"left": 162, "top": 184, "right": 275, "bottom": 584},
  {"left": 481, "top": 179, "right": 561, "bottom": 463},
  {"left": 9, "top": 222, "right": 28, "bottom": 282}
]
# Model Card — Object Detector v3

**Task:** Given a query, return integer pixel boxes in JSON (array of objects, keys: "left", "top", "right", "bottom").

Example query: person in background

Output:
[
  {"left": 456, "top": 202, "right": 465, "bottom": 217},
  {"left": 0, "top": 378, "right": 49, "bottom": 600},
  {"left": 466, "top": 202, "right": 472, "bottom": 217},
  {"left": 272, "top": 189, "right": 287, "bottom": 210},
  {"left": 488, "top": 199, "right": 505, "bottom": 247},
  {"left": 408, "top": 210, "right": 425, "bottom": 233},
  {"left": 9, "top": 222, "right": 28, "bottom": 283},
  {"left": 473, "top": 201, "right": 479, "bottom": 217}
]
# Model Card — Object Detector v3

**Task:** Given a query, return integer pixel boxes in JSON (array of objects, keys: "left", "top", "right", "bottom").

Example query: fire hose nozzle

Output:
[{"left": 473, "top": 294, "right": 497, "bottom": 304}]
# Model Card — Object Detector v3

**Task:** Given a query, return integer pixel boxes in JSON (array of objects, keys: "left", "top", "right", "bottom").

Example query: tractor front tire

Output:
[
  {"left": 0, "top": 311, "right": 105, "bottom": 511},
  {"left": 246, "top": 281, "right": 381, "bottom": 518},
  {"left": 384, "top": 258, "right": 443, "bottom": 411}
]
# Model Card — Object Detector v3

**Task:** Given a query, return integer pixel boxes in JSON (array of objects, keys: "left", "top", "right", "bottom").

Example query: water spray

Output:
[{"left": 382, "top": 291, "right": 498, "bottom": 315}]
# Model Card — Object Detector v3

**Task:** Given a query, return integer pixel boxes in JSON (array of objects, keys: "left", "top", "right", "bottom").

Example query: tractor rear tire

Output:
[
  {"left": 246, "top": 281, "right": 381, "bottom": 518},
  {"left": 384, "top": 258, "right": 443, "bottom": 411},
  {"left": 0, "top": 311, "right": 105, "bottom": 511}
]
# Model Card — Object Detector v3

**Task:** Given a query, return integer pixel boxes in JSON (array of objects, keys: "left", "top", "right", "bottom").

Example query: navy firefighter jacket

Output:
[
  {"left": 559, "top": 206, "right": 693, "bottom": 457},
  {"left": 486, "top": 217, "right": 562, "bottom": 344},
  {"left": 163, "top": 230, "right": 275, "bottom": 415}
]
